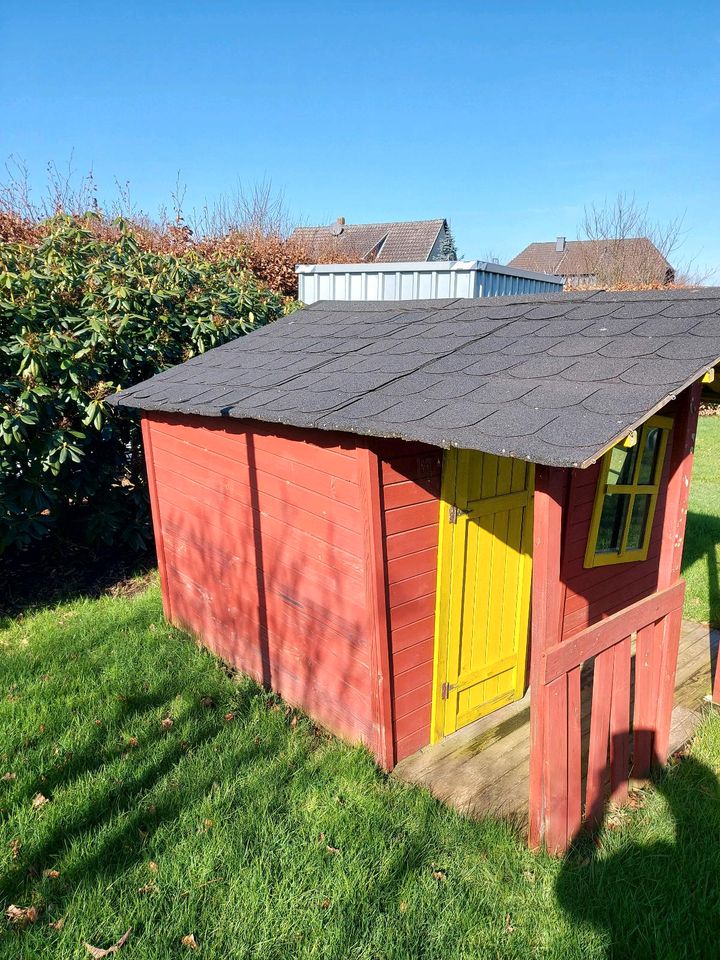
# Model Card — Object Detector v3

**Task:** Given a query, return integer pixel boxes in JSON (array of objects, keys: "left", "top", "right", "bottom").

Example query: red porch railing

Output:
[{"left": 529, "top": 383, "right": 702, "bottom": 854}]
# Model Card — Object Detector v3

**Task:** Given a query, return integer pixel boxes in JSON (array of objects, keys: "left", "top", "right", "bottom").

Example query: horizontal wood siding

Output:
[
  {"left": 376, "top": 439, "right": 443, "bottom": 762},
  {"left": 144, "top": 412, "right": 377, "bottom": 747},
  {"left": 560, "top": 407, "right": 676, "bottom": 641}
]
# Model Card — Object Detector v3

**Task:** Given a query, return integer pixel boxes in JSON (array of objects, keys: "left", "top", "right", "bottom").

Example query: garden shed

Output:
[{"left": 111, "top": 289, "right": 720, "bottom": 853}]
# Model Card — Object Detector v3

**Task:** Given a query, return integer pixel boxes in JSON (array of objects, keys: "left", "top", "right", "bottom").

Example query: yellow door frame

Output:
[{"left": 430, "top": 448, "right": 535, "bottom": 744}]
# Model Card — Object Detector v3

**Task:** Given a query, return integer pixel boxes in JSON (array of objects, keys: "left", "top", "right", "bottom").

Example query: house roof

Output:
[
  {"left": 509, "top": 237, "right": 674, "bottom": 282},
  {"left": 109, "top": 289, "right": 720, "bottom": 469},
  {"left": 290, "top": 219, "right": 446, "bottom": 263}
]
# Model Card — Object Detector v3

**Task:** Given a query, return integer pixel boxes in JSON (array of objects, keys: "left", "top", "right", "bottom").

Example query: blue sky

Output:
[{"left": 3, "top": 1, "right": 720, "bottom": 277}]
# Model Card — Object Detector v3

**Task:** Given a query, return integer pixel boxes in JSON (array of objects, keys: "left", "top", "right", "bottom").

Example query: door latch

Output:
[
  {"left": 441, "top": 681, "right": 457, "bottom": 700},
  {"left": 448, "top": 504, "right": 471, "bottom": 524}
]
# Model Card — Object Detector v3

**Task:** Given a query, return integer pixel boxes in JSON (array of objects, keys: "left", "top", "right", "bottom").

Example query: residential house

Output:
[
  {"left": 291, "top": 218, "right": 456, "bottom": 263},
  {"left": 509, "top": 236, "right": 675, "bottom": 288}
]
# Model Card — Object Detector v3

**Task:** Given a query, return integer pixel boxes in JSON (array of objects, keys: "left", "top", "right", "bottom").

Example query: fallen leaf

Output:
[
  {"left": 326, "top": 845, "right": 341, "bottom": 855},
  {"left": 138, "top": 883, "right": 156, "bottom": 895},
  {"left": 38, "top": 724, "right": 46, "bottom": 734},
  {"left": 49, "top": 916, "right": 65, "bottom": 931},
  {"left": 2, "top": 772, "right": 17, "bottom": 782},
  {"left": 505, "top": 913, "right": 514, "bottom": 933},
  {"left": 148, "top": 861, "right": 158, "bottom": 874},
  {"left": 200, "top": 696, "right": 215, "bottom": 709},
  {"left": 290, "top": 716, "right": 298, "bottom": 729},
  {"left": 127, "top": 737, "right": 139, "bottom": 749},
  {"left": 181, "top": 933, "right": 198, "bottom": 950},
  {"left": 161, "top": 718, "right": 173, "bottom": 731},
  {"left": 42, "top": 868, "right": 60, "bottom": 879},
  {"left": 6, "top": 904, "right": 38, "bottom": 926},
  {"left": 32, "top": 792, "right": 49, "bottom": 810},
  {"left": 94, "top": 719, "right": 103, "bottom": 727},
  {"left": 399, "top": 900, "right": 408, "bottom": 913},
  {"left": 431, "top": 865, "right": 447, "bottom": 881},
  {"left": 9, "top": 838, "right": 21, "bottom": 859},
  {"left": 202, "top": 819, "right": 214, "bottom": 831},
  {"left": 320, "top": 898, "right": 331, "bottom": 910},
  {"left": 84, "top": 927, "right": 131, "bottom": 958},
  {"left": 223, "top": 712, "right": 235, "bottom": 722}
]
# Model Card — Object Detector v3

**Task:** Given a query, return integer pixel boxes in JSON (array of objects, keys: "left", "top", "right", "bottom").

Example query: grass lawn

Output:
[
  {"left": 683, "top": 414, "right": 720, "bottom": 625},
  {"left": 1, "top": 584, "right": 720, "bottom": 959}
]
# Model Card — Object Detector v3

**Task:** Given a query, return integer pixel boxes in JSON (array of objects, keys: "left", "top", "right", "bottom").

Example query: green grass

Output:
[
  {"left": 683, "top": 415, "right": 720, "bottom": 625},
  {"left": 1, "top": 584, "right": 720, "bottom": 958}
]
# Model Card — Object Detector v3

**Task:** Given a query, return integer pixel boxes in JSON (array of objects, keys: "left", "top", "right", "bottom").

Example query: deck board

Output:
[{"left": 393, "top": 620, "right": 719, "bottom": 824}]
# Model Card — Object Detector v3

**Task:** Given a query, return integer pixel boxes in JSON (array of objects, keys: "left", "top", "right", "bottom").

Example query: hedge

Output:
[{"left": 0, "top": 215, "right": 289, "bottom": 554}]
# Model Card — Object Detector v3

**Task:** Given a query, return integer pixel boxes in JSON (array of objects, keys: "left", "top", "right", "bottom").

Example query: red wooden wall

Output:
[
  {"left": 560, "top": 399, "right": 677, "bottom": 639},
  {"left": 142, "top": 412, "right": 385, "bottom": 753},
  {"left": 374, "top": 440, "right": 442, "bottom": 763}
]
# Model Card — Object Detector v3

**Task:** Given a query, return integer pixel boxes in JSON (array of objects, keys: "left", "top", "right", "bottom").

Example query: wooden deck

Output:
[{"left": 393, "top": 620, "right": 719, "bottom": 825}]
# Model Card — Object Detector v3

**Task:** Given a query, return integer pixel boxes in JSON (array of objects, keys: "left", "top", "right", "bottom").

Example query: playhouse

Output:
[{"left": 111, "top": 289, "right": 720, "bottom": 853}]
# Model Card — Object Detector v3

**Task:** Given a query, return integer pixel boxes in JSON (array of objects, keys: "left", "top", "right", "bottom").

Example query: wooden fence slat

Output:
[
  {"left": 567, "top": 666, "right": 582, "bottom": 840},
  {"left": 654, "top": 608, "right": 684, "bottom": 764},
  {"left": 585, "top": 648, "right": 614, "bottom": 830},
  {"left": 544, "top": 675, "right": 569, "bottom": 855},
  {"left": 609, "top": 636, "right": 631, "bottom": 804},
  {"left": 632, "top": 621, "right": 659, "bottom": 779}
]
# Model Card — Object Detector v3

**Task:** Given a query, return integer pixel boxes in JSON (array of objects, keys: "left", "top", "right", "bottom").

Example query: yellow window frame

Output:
[{"left": 584, "top": 414, "right": 672, "bottom": 568}]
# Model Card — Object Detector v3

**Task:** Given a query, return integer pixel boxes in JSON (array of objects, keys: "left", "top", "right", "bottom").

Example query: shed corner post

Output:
[
  {"left": 357, "top": 443, "right": 395, "bottom": 770},
  {"left": 528, "top": 464, "right": 572, "bottom": 855},
  {"left": 140, "top": 414, "right": 173, "bottom": 623},
  {"left": 653, "top": 381, "right": 703, "bottom": 764}
]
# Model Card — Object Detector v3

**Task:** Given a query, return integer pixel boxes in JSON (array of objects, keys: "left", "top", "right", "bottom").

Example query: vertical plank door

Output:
[{"left": 431, "top": 450, "right": 534, "bottom": 741}]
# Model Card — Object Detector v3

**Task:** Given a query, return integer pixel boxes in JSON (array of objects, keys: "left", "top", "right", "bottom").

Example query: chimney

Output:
[
  {"left": 337, "top": 216, "right": 345, "bottom": 225},
  {"left": 331, "top": 216, "right": 345, "bottom": 237},
  {"left": 555, "top": 236, "right": 566, "bottom": 253}
]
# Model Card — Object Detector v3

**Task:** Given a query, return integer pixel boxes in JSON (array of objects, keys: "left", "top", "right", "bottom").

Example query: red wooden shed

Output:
[{"left": 111, "top": 289, "right": 720, "bottom": 853}]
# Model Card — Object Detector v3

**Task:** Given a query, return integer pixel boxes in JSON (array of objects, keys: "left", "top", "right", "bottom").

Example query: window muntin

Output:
[{"left": 584, "top": 415, "right": 672, "bottom": 568}]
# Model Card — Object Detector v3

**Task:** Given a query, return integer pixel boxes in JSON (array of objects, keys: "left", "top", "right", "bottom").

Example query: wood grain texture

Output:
[
  {"left": 376, "top": 439, "right": 442, "bottom": 764},
  {"left": 528, "top": 465, "right": 569, "bottom": 850},
  {"left": 145, "top": 412, "right": 378, "bottom": 751},
  {"left": 357, "top": 444, "right": 395, "bottom": 769}
]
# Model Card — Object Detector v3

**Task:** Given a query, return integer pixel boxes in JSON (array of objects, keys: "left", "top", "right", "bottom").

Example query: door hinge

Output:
[
  {"left": 448, "top": 504, "right": 471, "bottom": 524},
  {"left": 441, "top": 681, "right": 456, "bottom": 700}
]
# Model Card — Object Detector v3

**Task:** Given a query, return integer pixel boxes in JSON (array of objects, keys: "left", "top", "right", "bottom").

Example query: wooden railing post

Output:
[{"left": 528, "top": 466, "right": 573, "bottom": 853}]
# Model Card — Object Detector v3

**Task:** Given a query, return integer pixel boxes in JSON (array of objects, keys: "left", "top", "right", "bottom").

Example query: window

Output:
[{"left": 584, "top": 415, "right": 672, "bottom": 568}]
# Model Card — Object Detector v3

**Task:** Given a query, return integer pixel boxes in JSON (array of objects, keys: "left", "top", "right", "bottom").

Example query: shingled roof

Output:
[
  {"left": 290, "top": 219, "right": 447, "bottom": 263},
  {"left": 110, "top": 289, "right": 720, "bottom": 468},
  {"left": 509, "top": 238, "right": 674, "bottom": 284}
]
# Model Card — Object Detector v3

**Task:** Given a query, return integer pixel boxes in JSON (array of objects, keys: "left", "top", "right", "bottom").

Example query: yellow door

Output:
[{"left": 431, "top": 449, "right": 534, "bottom": 742}]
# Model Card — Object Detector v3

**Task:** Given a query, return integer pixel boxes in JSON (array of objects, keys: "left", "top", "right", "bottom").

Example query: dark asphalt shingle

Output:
[{"left": 108, "top": 289, "right": 720, "bottom": 468}]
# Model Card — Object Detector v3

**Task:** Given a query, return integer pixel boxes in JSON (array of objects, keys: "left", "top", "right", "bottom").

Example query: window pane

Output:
[
  {"left": 596, "top": 493, "right": 630, "bottom": 552},
  {"left": 627, "top": 494, "right": 652, "bottom": 550},
  {"left": 638, "top": 427, "right": 661, "bottom": 484},
  {"left": 607, "top": 445, "right": 637, "bottom": 485}
]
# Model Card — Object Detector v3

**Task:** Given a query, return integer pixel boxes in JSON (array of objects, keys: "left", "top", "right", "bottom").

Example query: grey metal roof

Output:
[{"left": 109, "top": 289, "right": 720, "bottom": 468}]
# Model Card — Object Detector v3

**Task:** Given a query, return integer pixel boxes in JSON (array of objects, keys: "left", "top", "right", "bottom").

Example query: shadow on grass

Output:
[
  {"left": 556, "top": 747, "right": 720, "bottom": 959},
  {"left": 0, "top": 540, "right": 155, "bottom": 622}
]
